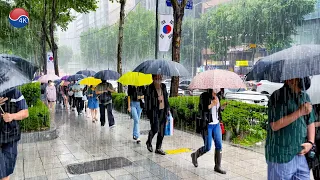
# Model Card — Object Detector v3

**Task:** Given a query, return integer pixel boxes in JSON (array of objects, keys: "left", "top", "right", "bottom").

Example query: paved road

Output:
[{"left": 11, "top": 106, "right": 271, "bottom": 180}]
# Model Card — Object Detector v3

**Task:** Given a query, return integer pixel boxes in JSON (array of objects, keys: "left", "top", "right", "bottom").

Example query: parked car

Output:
[
  {"left": 255, "top": 80, "right": 283, "bottom": 94},
  {"left": 224, "top": 88, "right": 269, "bottom": 106}
]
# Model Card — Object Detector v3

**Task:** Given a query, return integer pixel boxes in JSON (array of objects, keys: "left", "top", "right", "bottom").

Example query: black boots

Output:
[
  {"left": 191, "top": 148, "right": 205, "bottom": 167},
  {"left": 214, "top": 150, "right": 226, "bottom": 174}
]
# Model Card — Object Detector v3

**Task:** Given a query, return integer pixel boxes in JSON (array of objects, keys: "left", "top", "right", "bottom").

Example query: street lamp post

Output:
[{"left": 192, "top": 2, "right": 202, "bottom": 77}]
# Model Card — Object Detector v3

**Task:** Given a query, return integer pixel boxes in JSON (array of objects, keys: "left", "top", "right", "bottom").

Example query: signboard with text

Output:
[{"left": 166, "top": 0, "right": 193, "bottom": 9}]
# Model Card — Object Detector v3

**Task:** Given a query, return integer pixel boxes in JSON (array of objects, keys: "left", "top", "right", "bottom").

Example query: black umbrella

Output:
[
  {"left": 76, "top": 70, "right": 96, "bottom": 77},
  {"left": 132, "top": 59, "right": 189, "bottom": 77},
  {"left": 94, "top": 70, "right": 120, "bottom": 81},
  {"left": 67, "top": 74, "right": 86, "bottom": 82},
  {"left": 246, "top": 45, "right": 320, "bottom": 82},
  {"left": 0, "top": 54, "right": 38, "bottom": 80},
  {"left": 0, "top": 55, "right": 38, "bottom": 94}
]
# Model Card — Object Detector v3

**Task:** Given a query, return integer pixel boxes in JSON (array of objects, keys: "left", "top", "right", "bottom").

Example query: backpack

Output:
[{"left": 99, "top": 91, "right": 112, "bottom": 104}]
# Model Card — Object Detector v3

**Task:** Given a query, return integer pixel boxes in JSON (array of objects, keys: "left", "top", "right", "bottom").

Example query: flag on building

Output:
[{"left": 159, "top": 15, "right": 174, "bottom": 52}]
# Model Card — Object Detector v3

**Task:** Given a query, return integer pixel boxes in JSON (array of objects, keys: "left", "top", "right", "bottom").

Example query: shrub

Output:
[
  {"left": 19, "top": 82, "right": 41, "bottom": 107},
  {"left": 112, "top": 93, "right": 268, "bottom": 146},
  {"left": 19, "top": 100, "right": 50, "bottom": 132}
]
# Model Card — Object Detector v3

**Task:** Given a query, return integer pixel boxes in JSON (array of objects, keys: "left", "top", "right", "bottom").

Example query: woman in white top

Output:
[{"left": 191, "top": 88, "right": 227, "bottom": 174}]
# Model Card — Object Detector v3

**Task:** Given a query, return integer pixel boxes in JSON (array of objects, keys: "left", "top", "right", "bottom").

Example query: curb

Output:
[{"left": 20, "top": 120, "right": 58, "bottom": 143}]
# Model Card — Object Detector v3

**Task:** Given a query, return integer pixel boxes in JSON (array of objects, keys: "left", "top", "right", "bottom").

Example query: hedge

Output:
[
  {"left": 18, "top": 82, "right": 50, "bottom": 132},
  {"left": 112, "top": 93, "right": 268, "bottom": 146},
  {"left": 19, "top": 100, "right": 50, "bottom": 132}
]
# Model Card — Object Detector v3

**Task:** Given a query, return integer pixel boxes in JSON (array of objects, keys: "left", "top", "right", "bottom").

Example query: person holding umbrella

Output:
[
  {"left": 144, "top": 74, "right": 170, "bottom": 155},
  {"left": 118, "top": 72, "right": 152, "bottom": 144},
  {"left": 188, "top": 69, "right": 246, "bottom": 174},
  {"left": 46, "top": 80, "right": 57, "bottom": 111},
  {"left": 72, "top": 79, "right": 85, "bottom": 115},
  {"left": 245, "top": 45, "right": 320, "bottom": 179}
]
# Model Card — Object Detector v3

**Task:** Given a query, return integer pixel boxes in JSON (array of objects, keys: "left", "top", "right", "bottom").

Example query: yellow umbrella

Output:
[
  {"left": 118, "top": 72, "right": 152, "bottom": 86},
  {"left": 79, "top": 77, "right": 102, "bottom": 86}
]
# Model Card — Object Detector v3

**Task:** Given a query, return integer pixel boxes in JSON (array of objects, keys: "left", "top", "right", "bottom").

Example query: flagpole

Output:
[{"left": 155, "top": 0, "right": 159, "bottom": 59}]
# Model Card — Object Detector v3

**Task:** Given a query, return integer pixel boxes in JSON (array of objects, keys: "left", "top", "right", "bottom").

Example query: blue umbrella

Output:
[
  {"left": 76, "top": 70, "right": 96, "bottom": 77},
  {"left": 67, "top": 74, "right": 86, "bottom": 82},
  {"left": 94, "top": 70, "right": 120, "bottom": 81}
]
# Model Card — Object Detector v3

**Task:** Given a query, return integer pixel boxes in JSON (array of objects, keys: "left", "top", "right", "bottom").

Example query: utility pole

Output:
[{"left": 155, "top": 0, "right": 159, "bottom": 59}]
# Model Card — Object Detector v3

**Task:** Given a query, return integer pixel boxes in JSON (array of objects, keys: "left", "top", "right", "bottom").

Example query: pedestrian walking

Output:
[
  {"left": 87, "top": 86, "right": 99, "bottom": 122},
  {"left": 96, "top": 81, "right": 116, "bottom": 127},
  {"left": 67, "top": 82, "right": 75, "bottom": 111},
  {"left": 191, "top": 88, "right": 227, "bottom": 174},
  {"left": 312, "top": 104, "right": 320, "bottom": 179},
  {"left": 72, "top": 80, "right": 85, "bottom": 115},
  {"left": 60, "top": 82, "right": 69, "bottom": 110},
  {"left": 0, "top": 88, "right": 29, "bottom": 180},
  {"left": 46, "top": 80, "right": 57, "bottom": 111},
  {"left": 127, "top": 85, "right": 145, "bottom": 144},
  {"left": 266, "top": 78, "right": 316, "bottom": 180},
  {"left": 145, "top": 75, "right": 169, "bottom": 155}
]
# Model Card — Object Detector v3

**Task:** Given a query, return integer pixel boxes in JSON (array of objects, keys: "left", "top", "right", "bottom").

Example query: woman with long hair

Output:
[
  {"left": 191, "top": 88, "right": 227, "bottom": 174},
  {"left": 87, "top": 86, "right": 99, "bottom": 122}
]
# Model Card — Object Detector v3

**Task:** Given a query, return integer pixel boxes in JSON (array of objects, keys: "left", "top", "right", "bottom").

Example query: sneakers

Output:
[
  {"left": 133, "top": 136, "right": 137, "bottom": 140},
  {"left": 109, "top": 124, "right": 116, "bottom": 128},
  {"left": 155, "top": 149, "right": 166, "bottom": 155},
  {"left": 136, "top": 139, "right": 141, "bottom": 144}
]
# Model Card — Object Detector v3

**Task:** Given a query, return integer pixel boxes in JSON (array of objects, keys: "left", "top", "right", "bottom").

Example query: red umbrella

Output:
[{"left": 188, "top": 69, "right": 246, "bottom": 90}]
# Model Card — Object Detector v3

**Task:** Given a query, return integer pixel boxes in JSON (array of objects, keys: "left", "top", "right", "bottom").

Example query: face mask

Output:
[{"left": 298, "top": 77, "right": 311, "bottom": 91}]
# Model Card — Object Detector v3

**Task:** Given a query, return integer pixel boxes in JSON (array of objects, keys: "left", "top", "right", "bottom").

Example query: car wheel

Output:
[{"left": 261, "top": 91, "right": 269, "bottom": 94}]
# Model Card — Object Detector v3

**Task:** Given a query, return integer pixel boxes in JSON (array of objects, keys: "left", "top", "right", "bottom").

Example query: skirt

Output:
[{"left": 88, "top": 98, "right": 99, "bottom": 109}]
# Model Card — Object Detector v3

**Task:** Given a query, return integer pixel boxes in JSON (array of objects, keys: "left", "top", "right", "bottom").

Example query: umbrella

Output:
[
  {"left": 67, "top": 74, "right": 86, "bottom": 82},
  {"left": 118, "top": 72, "right": 152, "bottom": 86},
  {"left": 246, "top": 44, "right": 320, "bottom": 82},
  {"left": 60, "top": 80, "right": 70, "bottom": 86},
  {"left": 188, "top": 69, "right": 246, "bottom": 90},
  {"left": 0, "top": 56, "right": 38, "bottom": 94},
  {"left": 132, "top": 59, "right": 189, "bottom": 77},
  {"left": 76, "top": 70, "right": 96, "bottom": 77},
  {"left": 0, "top": 54, "right": 38, "bottom": 80},
  {"left": 33, "top": 75, "right": 41, "bottom": 81},
  {"left": 94, "top": 70, "right": 120, "bottom": 81},
  {"left": 61, "top": 75, "right": 69, "bottom": 81},
  {"left": 38, "top": 74, "right": 60, "bottom": 83},
  {"left": 54, "top": 79, "right": 62, "bottom": 85},
  {"left": 79, "top": 77, "right": 102, "bottom": 86}
]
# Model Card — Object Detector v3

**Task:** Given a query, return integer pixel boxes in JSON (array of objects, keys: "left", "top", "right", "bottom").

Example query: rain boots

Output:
[
  {"left": 214, "top": 150, "right": 226, "bottom": 174},
  {"left": 191, "top": 148, "right": 205, "bottom": 167},
  {"left": 191, "top": 149, "right": 226, "bottom": 175}
]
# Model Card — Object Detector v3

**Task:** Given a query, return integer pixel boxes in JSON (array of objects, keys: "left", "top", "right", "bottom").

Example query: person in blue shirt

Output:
[
  {"left": 0, "top": 88, "right": 29, "bottom": 180},
  {"left": 87, "top": 86, "right": 99, "bottom": 122}
]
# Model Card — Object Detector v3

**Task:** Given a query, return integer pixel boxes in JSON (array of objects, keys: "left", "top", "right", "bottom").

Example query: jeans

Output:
[
  {"left": 75, "top": 97, "right": 84, "bottom": 113},
  {"left": 201, "top": 123, "right": 222, "bottom": 153},
  {"left": 147, "top": 109, "right": 166, "bottom": 149},
  {"left": 267, "top": 155, "right": 310, "bottom": 180},
  {"left": 131, "top": 101, "right": 142, "bottom": 138},
  {"left": 99, "top": 103, "right": 115, "bottom": 127}
]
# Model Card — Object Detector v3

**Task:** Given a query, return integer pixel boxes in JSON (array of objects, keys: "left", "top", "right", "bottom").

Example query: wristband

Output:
[{"left": 307, "top": 141, "right": 314, "bottom": 146}]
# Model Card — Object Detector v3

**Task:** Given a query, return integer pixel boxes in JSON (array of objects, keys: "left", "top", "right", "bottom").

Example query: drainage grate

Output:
[{"left": 67, "top": 157, "right": 132, "bottom": 174}]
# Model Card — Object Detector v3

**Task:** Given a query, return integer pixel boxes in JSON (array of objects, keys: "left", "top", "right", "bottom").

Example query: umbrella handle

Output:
[{"left": 0, "top": 106, "right": 4, "bottom": 114}]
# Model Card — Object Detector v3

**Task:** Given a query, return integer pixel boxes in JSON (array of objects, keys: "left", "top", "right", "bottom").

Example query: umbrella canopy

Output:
[
  {"left": 79, "top": 77, "right": 102, "bottom": 86},
  {"left": 188, "top": 69, "right": 246, "bottom": 90},
  {"left": 118, "top": 72, "right": 152, "bottom": 86},
  {"left": 76, "top": 70, "right": 96, "bottom": 77},
  {"left": 54, "top": 79, "right": 62, "bottom": 85},
  {"left": 132, "top": 59, "right": 189, "bottom": 77},
  {"left": 94, "top": 70, "right": 120, "bottom": 81},
  {"left": 246, "top": 45, "right": 320, "bottom": 82},
  {"left": 0, "top": 54, "right": 38, "bottom": 80},
  {"left": 33, "top": 75, "right": 41, "bottom": 81},
  {"left": 61, "top": 75, "right": 69, "bottom": 81},
  {"left": 60, "top": 80, "right": 70, "bottom": 86},
  {"left": 0, "top": 56, "right": 38, "bottom": 93},
  {"left": 38, "top": 74, "right": 60, "bottom": 83},
  {"left": 67, "top": 74, "right": 86, "bottom": 82}
]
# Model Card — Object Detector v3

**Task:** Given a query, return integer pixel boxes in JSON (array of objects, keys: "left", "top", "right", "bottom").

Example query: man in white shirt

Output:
[{"left": 72, "top": 80, "right": 85, "bottom": 115}]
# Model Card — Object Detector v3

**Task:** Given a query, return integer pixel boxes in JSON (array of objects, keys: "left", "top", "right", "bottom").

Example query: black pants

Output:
[
  {"left": 99, "top": 103, "right": 115, "bottom": 127},
  {"left": 75, "top": 97, "right": 84, "bottom": 113},
  {"left": 147, "top": 109, "right": 166, "bottom": 150},
  {"left": 69, "top": 95, "right": 76, "bottom": 108}
]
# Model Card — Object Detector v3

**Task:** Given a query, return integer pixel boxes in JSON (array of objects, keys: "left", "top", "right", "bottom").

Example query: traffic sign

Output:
[{"left": 166, "top": 0, "right": 193, "bottom": 10}]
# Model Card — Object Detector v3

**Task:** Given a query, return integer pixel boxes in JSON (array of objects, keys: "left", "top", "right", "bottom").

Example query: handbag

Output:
[
  {"left": 68, "top": 91, "right": 74, "bottom": 96},
  {"left": 165, "top": 112, "right": 174, "bottom": 136},
  {"left": 220, "top": 122, "right": 225, "bottom": 135},
  {"left": 82, "top": 95, "right": 87, "bottom": 101}
]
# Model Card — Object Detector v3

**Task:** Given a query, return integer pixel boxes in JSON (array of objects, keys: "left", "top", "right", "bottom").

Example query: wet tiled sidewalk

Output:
[{"left": 11, "top": 107, "right": 269, "bottom": 180}]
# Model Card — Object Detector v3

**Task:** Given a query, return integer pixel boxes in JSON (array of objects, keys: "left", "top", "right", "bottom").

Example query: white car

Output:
[
  {"left": 255, "top": 80, "right": 283, "bottom": 94},
  {"left": 224, "top": 89, "right": 269, "bottom": 106}
]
